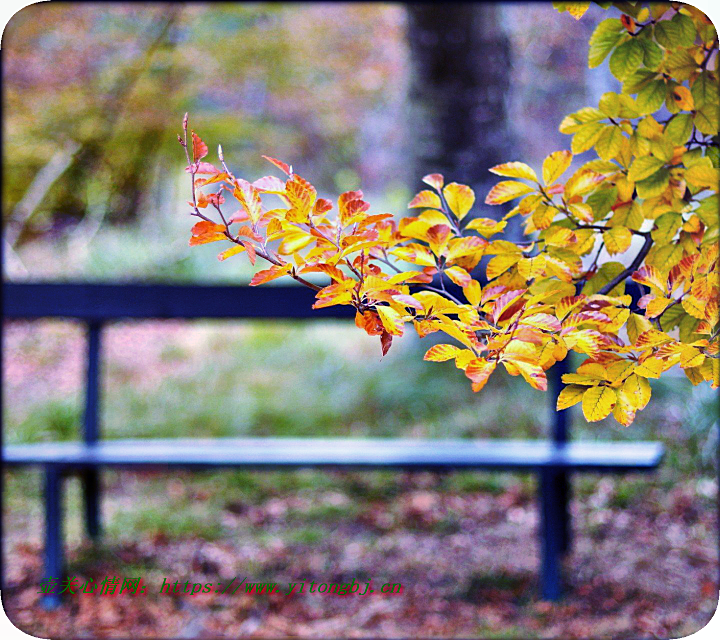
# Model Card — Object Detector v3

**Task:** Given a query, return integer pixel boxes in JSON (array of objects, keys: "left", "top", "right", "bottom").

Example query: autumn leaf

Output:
[
  {"left": 422, "top": 173, "right": 444, "bottom": 191},
  {"left": 250, "top": 264, "right": 292, "bottom": 286},
  {"left": 217, "top": 245, "right": 245, "bottom": 261},
  {"left": 485, "top": 181, "right": 536, "bottom": 205},
  {"left": 582, "top": 385, "right": 616, "bottom": 421},
  {"left": 489, "top": 161, "right": 538, "bottom": 182},
  {"left": 557, "top": 384, "right": 586, "bottom": 410},
  {"left": 542, "top": 150, "right": 572, "bottom": 185},
  {"left": 191, "top": 131, "right": 208, "bottom": 162},
  {"left": 377, "top": 306, "right": 405, "bottom": 336},
  {"left": 443, "top": 182, "right": 475, "bottom": 219},
  {"left": 424, "top": 344, "right": 463, "bottom": 362},
  {"left": 262, "top": 155, "right": 292, "bottom": 175},
  {"left": 408, "top": 190, "right": 442, "bottom": 209}
]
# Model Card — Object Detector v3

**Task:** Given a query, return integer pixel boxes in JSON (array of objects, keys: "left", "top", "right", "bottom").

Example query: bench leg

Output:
[
  {"left": 82, "top": 468, "right": 101, "bottom": 539},
  {"left": 557, "top": 471, "right": 571, "bottom": 555},
  {"left": 43, "top": 466, "right": 64, "bottom": 609},
  {"left": 539, "top": 468, "right": 563, "bottom": 601}
]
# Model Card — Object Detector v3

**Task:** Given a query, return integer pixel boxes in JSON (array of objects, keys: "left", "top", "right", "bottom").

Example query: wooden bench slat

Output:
[{"left": 3, "top": 438, "right": 664, "bottom": 471}]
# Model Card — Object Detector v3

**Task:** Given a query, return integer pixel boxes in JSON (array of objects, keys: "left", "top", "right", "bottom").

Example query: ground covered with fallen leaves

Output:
[{"left": 3, "top": 320, "right": 718, "bottom": 637}]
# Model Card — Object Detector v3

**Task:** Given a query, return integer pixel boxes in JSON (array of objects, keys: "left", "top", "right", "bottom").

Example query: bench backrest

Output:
[{"left": 4, "top": 282, "right": 571, "bottom": 445}]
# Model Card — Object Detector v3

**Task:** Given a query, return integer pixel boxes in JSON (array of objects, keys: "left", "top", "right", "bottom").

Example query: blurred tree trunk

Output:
[{"left": 406, "top": 3, "right": 513, "bottom": 202}]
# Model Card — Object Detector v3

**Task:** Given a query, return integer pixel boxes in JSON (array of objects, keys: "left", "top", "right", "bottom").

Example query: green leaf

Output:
[
  {"left": 671, "top": 12, "right": 697, "bottom": 47},
  {"left": 659, "top": 303, "right": 684, "bottom": 332},
  {"left": 587, "top": 186, "right": 618, "bottom": 219},
  {"left": 679, "top": 312, "right": 701, "bottom": 343},
  {"left": 664, "top": 113, "right": 693, "bottom": 145},
  {"left": 696, "top": 194, "right": 719, "bottom": 226},
  {"left": 635, "top": 167, "right": 670, "bottom": 198},
  {"left": 654, "top": 20, "right": 682, "bottom": 49},
  {"left": 610, "top": 201, "right": 643, "bottom": 230},
  {"left": 694, "top": 104, "right": 719, "bottom": 136},
  {"left": 623, "top": 69, "right": 659, "bottom": 94},
  {"left": 635, "top": 79, "right": 667, "bottom": 114},
  {"left": 692, "top": 71, "right": 719, "bottom": 110},
  {"left": 584, "top": 261, "right": 626, "bottom": 296},
  {"left": 595, "top": 126, "right": 624, "bottom": 160},
  {"left": 571, "top": 122, "right": 605, "bottom": 154},
  {"left": 665, "top": 48, "right": 699, "bottom": 82},
  {"left": 589, "top": 19, "right": 626, "bottom": 68},
  {"left": 609, "top": 39, "right": 645, "bottom": 81},
  {"left": 651, "top": 212, "right": 682, "bottom": 244},
  {"left": 637, "top": 37, "right": 663, "bottom": 71},
  {"left": 628, "top": 156, "right": 665, "bottom": 182}
]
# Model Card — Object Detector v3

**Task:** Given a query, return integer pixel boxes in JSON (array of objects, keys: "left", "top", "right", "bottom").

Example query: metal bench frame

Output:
[{"left": 2, "top": 282, "right": 664, "bottom": 607}]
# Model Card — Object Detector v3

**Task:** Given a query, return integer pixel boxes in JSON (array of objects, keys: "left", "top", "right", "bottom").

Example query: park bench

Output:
[{"left": 2, "top": 282, "right": 664, "bottom": 607}]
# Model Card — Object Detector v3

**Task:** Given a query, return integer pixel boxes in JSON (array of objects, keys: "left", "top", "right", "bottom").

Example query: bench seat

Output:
[{"left": 4, "top": 437, "right": 664, "bottom": 472}]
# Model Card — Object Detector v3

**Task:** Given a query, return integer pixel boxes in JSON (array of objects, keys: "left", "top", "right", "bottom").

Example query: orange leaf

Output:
[
  {"left": 191, "top": 220, "right": 224, "bottom": 236},
  {"left": 250, "top": 264, "right": 291, "bottom": 286},
  {"left": 262, "top": 156, "right": 292, "bottom": 175},
  {"left": 189, "top": 232, "right": 225, "bottom": 246},
  {"left": 191, "top": 131, "right": 208, "bottom": 162}
]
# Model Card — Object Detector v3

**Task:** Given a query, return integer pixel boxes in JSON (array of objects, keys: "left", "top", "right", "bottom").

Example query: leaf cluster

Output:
[{"left": 183, "top": 2, "right": 719, "bottom": 426}]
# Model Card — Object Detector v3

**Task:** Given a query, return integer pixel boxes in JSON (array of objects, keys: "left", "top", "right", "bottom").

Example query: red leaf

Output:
[
  {"left": 380, "top": 330, "right": 393, "bottom": 356},
  {"left": 262, "top": 156, "right": 292, "bottom": 175},
  {"left": 191, "top": 131, "right": 208, "bottom": 162},
  {"left": 241, "top": 241, "right": 256, "bottom": 265},
  {"left": 186, "top": 162, "right": 219, "bottom": 175},
  {"left": 252, "top": 176, "right": 287, "bottom": 193}
]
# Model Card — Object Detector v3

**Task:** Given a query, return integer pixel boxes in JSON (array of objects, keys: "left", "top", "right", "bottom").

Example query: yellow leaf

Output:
[
  {"left": 486, "top": 253, "right": 521, "bottom": 280},
  {"left": 217, "top": 245, "right": 246, "bottom": 261},
  {"left": 582, "top": 386, "right": 616, "bottom": 422},
  {"left": 679, "top": 345, "right": 705, "bottom": 368},
  {"left": 463, "top": 279, "right": 482, "bottom": 306},
  {"left": 685, "top": 164, "right": 720, "bottom": 189},
  {"left": 568, "top": 203, "right": 594, "bottom": 223},
  {"left": 557, "top": 384, "right": 586, "bottom": 410},
  {"left": 377, "top": 306, "right": 405, "bottom": 336},
  {"left": 444, "top": 266, "right": 472, "bottom": 287},
  {"left": 489, "top": 162, "right": 538, "bottom": 182},
  {"left": 604, "top": 226, "right": 633, "bottom": 255},
  {"left": 682, "top": 295, "right": 706, "bottom": 319},
  {"left": 443, "top": 183, "right": 476, "bottom": 219},
  {"left": 542, "top": 150, "right": 573, "bottom": 185},
  {"left": 561, "top": 373, "right": 603, "bottom": 386},
  {"left": 621, "top": 374, "right": 651, "bottom": 410},
  {"left": 424, "top": 344, "right": 463, "bottom": 362},
  {"left": 517, "top": 255, "right": 546, "bottom": 279},
  {"left": 485, "top": 181, "right": 536, "bottom": 205},
  {"left": 612, "top": 389, "right": 636, "bottom": 426},
  {"left": 408, "top": 190, "right": 442, "bottom": 209},
  {"left": 565, "top": 2, "right": 590, "bottom": 19},
  {"left": 671, "top": 86, "right": 695, "bottom": 111},
  {"left": 634, "top": 356, "right": 664, "bottom": 378},
  {"left": 645, "top": 296, "right": 672, "bottom": 318}
]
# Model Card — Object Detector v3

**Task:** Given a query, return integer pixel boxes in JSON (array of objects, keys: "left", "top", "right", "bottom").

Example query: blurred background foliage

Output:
[{"left": 3, "top": 1, "right": 603, "bottom": 281}]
